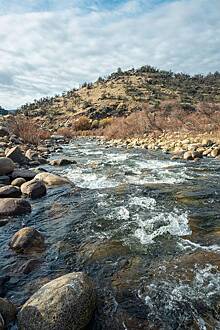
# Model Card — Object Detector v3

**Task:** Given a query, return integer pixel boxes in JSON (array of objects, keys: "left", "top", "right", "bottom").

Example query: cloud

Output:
[{"left": 0, "top": 0, "right": 219, "bottom": 108}]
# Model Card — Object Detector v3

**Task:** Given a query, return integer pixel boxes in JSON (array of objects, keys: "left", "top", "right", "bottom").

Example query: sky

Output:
[{"left": 0, "top": 0, "right": 219, "bottom": 109}]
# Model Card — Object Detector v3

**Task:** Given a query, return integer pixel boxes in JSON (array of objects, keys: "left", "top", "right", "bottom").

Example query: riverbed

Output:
[{"left": 1, "top": 138, "right": 220, "bottom": 329}]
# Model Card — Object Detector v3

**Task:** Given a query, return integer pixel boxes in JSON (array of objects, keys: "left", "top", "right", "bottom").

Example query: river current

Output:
[{"left": 1, "top": 138, "right": 220, "bottom": 329}]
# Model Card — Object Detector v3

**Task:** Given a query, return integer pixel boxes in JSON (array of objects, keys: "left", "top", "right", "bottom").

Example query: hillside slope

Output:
[{"left": 19, "top": 66, "right": 220, "bottom": 127}]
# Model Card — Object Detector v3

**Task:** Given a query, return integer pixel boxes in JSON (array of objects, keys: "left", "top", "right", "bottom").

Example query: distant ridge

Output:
[{"left": 18, "top": 65, "right": 220, "bottom": 121}]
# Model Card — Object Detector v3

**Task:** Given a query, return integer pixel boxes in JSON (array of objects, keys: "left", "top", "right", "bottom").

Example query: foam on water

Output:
[
  {"left": 178, "top": 239, "right": 220, "bottom": 253},
  {"left": 134, "top": 210, "right": 191, "bottom": 244},
  {"left": 138, "top": 265, "right": 220, "bottom": 329},
  {"left": 66, "top": 168, "right": 118, "bottom": 189},
  {"left": 129, "top": 196, "right": 157, "bottom": 210}
]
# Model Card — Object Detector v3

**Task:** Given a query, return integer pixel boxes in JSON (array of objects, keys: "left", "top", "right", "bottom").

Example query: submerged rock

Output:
[
  {"left": 0, "top": 185, "right": 21, "bottom": 198},
  {"left": 0, "top": 158, "right": 15, "bottom": 176},
  {"left": 9, "top": 227, "right": 45, "bottom": 253},
  {"left": 18, "top": 272, "right": 96, "bottom": 330},
  {"left": 21, "top": 180, "right": 47, "bottom": 199},
  {"left": 0, "top": 198, "right": 31, "bottom": 217},
  {"left": 35, "top": 172, "right": 71, "bottom": 186},
  {"left": 79, "top": 240, "right": 131, "bottom": 263}
]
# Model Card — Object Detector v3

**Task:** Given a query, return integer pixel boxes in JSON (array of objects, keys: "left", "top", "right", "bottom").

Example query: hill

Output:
[{"left": 18, "top": 66, "right": 220, "bottom": 127}]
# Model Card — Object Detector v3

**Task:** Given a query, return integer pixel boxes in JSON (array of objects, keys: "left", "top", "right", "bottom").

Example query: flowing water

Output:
[{"left": 1, "top": 138, "right": 220, "bottom": 329}]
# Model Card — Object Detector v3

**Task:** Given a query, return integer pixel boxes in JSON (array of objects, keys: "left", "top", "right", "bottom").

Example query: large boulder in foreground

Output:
[
  {"left": 21, "top": 180, "right": 46, "bottom": 199},
  {"left": 35, "top": 172, "right": 70, "bottom": 186},
  {"left": 0, "top": 185, "right": 21, "bottom": 198},
  {"left": 18, "top": 272, "right": 96, "bottom": 330},
  {"left": 9, "top": 227, "right": 45, "bottom": 253},
  {"left": 0, "top": 157, "right": 15, "bottom": 176},
  {"left": 0, "top": 198, "right": 31, "bottom": 217}
]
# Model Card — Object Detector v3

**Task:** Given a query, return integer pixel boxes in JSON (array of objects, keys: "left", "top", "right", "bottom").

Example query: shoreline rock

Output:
[
  {"left": 18, "top": 272, "right": 96, "bottom": 330},
  {"left": 0, "top": 198, "right": 32, "bottom": 217},
  {"left": 9, "top": 227, "right": 45, "bottom": 253}
]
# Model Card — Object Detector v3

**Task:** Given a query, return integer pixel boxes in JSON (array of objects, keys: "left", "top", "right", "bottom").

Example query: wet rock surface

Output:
[
  {"left": 9, "top": 227, "right": 45, "bottom": 253},
  {"left": 21, "top": 180, "right": 47, "bottom": 199},
  {"left": 0, "top": 158, "right": 15, "bottom": 176},
  {"left": 0, "top": 198, "right": 31, "bottom": 217},
  {"left": 0, "top": 185, "right": 21, "bottom": 198},
  {"left": 18, "top": 272, "right": 96, "bottom": 330}
]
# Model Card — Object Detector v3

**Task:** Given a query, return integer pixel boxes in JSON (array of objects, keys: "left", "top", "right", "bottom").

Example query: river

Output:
[{"left": 1, "top": 138, "right": 220, "bottom": 329}]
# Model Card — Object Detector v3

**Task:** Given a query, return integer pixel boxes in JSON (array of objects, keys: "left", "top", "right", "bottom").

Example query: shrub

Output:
[
  {"left": 73, "top": 116, "right": 91, "bottom": 131},
  {"left": 99, "top": 117, "right": 113, "bottom": 128},
  {"left": 8, "top": 115, "right": 51, "bottom": 145},
  {"left": 91, "top": 120, "right": 99, "bottom": 129}
]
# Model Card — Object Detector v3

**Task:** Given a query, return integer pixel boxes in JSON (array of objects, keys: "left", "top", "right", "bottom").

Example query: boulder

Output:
[
  {"left": 0, "top": 158, "right": 15, "bottom": 175},
  {"left": 0, "top": 185, "right": 21, "bottom": 198},
  {"left": 11, "top": 177, "right": 26, "bottom": 187},
  {"left": 0, "top": 298, "right": 17, "bottom": 326},
  {"left": 0, "top": 176, "right": 10, "bottom": 185},
  {"left": 21, "top": 180, "right": 46, "bottom": 199},
  {"left": 0, "top": 198, "right": 31, "bottom": 217},
  {"left": 183, "top": 151, "right": 193, "bottom": 160},
  {"left": 25, "top": 149, "right": 38, "bottom": 161},
  {"left": 18, "top": 272, "right": 96, "bottom": 330},
  {"left": 192, "top": 151, "right": 203, "bottom": 159},
  {"left": 210, "top": 148, "right": 220, "bottom": 158},
  {"left": 202, "top": 139, "right": 213, "bottom": 147},
  {"left": 35, "top": 172, "right": 70, "bottom": 186},
  {"left": 50, "top": 159, "right": 77, "bottom": 166},
  {"left": 11, "top": 169, "right": 36, "bottom": 181},
  {"left": 6, "top": 146, "right": 29, "bottom": 165},
  {"left": 9, "top": 227, "right": 45, "bottom": 253},
  {"left": 0, "top": 126, "right": 9, "bottom": 137}
]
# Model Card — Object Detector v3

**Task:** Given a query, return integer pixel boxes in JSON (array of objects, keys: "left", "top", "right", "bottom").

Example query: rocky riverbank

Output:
[
  {"left": 102, "top": 132, "right": 220, "bottom": 161},
  {"left": 0, "top": 124, "right": 98, "bottom": 329}
]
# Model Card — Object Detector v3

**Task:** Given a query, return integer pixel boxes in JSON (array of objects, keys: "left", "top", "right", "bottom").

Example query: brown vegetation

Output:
[
  {"left": 7, "top": 115, "right": 51, "bottom": 145},
  {"left": 95, "top": 102, "right": 220, "bottom": 139}
]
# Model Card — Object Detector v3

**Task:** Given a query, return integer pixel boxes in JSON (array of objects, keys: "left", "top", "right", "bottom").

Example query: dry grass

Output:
[
  {"left": 8, "top": 115, "right": 51, "bottom": 145},
  {"left": 95, "top": 102, "right": 220, "bottom": 139}
]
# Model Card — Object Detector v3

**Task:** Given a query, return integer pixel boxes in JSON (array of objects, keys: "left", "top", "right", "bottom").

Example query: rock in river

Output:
[
  {"left": 50, "top": 158, "right": 77, "bottom": 166},
  {"left": 9, "top": 227, "right": 45, "bottom": 253},
  {"left": 0, "top": 157, "right": 15, "bottom": 176},
  {"left": 0, "top": 185, "right": 21, "bottom": 198},
  {"left": 6, "top": 146, "right": 29, "bottom": 165},
  {"left": 11, "top": 177, "right": 26, "bottom": 187},
  {"left": 0, "top": 126, "right": 9, "bottom": 137},
  {"left": 11, "top": 169, "right": 36, "bottom": 181},
  {"left": 18, "top": 272, "right": 96, "bottom": 330},
  {"left": 35, "top": 172, "right": 70, "bottom": 186},
  {"left": 0, "top": 198, "right": 31, "bottom": 217},
  {"left": 21, "top": 180, "right": 47, "bottom": 199}
]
